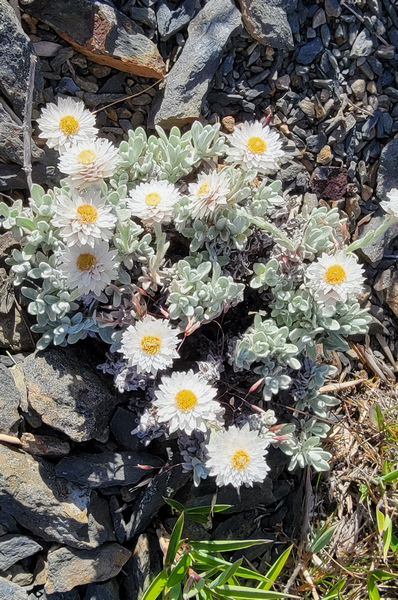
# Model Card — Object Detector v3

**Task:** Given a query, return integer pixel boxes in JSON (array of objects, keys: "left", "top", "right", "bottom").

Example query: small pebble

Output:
[
  {"left": 351, "top": 78, "right": 366, "bottom": 99},
  {"left": 317, "top": 145, "right": 333, "bottom": 165}
]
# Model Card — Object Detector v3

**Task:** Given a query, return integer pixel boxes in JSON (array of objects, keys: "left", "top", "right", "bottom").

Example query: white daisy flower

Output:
[
  {"left": 58, "top": 240, "right": 118, "bottom": 297},
  {"left": 305, "top": 250, "right": 365, "bottom": 304},
  {"left": 380, "top": 188, "right": 398, "bottom": 218},
  {"left": 119, "top": 315, "right": 180, "bottom": 375},
  {"left": 188, "top": 170, "right": 231, "bottom": 220},
  {"left": 225, "top": 120, "right": 284, "bottom": 174},
  {"left": 128, "top": 180, "right": 180, "bottom": 226},
  {"left": 154, "top": 371, "right": 224, "bottom": 435},
  {"left": 58, "top": 138, "right": 119, "bottom": 188},
  {"left": 37, "top": 97, "right": 97, "bottom": 152},
  {"left": 51, "top": 189, "right": 117, "bottom": 247},
  {"left": 205, "top": 423, "right": 270, "bottom": 489}
]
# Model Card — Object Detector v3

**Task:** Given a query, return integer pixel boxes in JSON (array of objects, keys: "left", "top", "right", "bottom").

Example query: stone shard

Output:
[
  {"left": 20, "top": 0, "right": 166, "bottom": 79},
  {"left": 0, "top": 364, "right": 21, "bottom": 434},
  {"left": 237, "top": 0, "right": 297, "bottom": 50},
  {"left": 0, "top": 577, "right": 28, "bottom": 600},
  {"left": 22, "top": 347, "right": 119, "bottom": 442},
  {"left": 55, "top": 451, "right": 164, "bottom": 488},
  {"left": 45, "top": 544, "right": 132, "bottom": 594},
  {"left": 0, "top": 0, "right": 43, "bottom": 118},
  {"left": 156, "top": 0, "right": 201, "bottom": 41},
  {"left": 0, "top": 271, "right": 35, "bottom": 353},
  {"left": 149, "top": 0, "right": 241, "bottom": 128},
  {"left": 0, "top": 444, "right": 115, "bottom": 549},
  {"left": 0, "top": 534, "right": 42, "bottom": 571}
]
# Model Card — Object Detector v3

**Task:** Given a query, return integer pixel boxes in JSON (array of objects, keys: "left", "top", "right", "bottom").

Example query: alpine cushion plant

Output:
[{"left": 2, "top": 96, "right": 390, "bottom": 491}]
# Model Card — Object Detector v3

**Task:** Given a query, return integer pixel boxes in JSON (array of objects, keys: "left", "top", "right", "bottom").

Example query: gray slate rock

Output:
[
  {"left": 376, "top": 138, "right": 398, "bottom": 199},
  {"left": 238, "top": 0, "right": 297, "bottom": 49},
  {"left": 22, "top": 347, "right": 119, "bottom": 442},
  {"left": 125, "top": 465, "right": 190, "bottom": 539},
  {"left": 110, "top": 407, "right": 141, "bottom": 451},
  {"left": 358, "top": 214, "right": 398, "bottom": 267},
  {"left": 306, "top": 133, "right": 327, "bottom": 153},
  {"left": 156, "top": 0, "right": 201, "bottom": 40},
  {"left": 45, "top": 544, "right": 131, "bottom": 594},
  {"left": 149, "top": 0, "right": 241, "bottom": 128},
  {"left": 120, "top": 533, "right": 162, "bottom": 600},
  {"left": 0, "top": 577, "right": 28, "bottom": 600},
  {"left": 20, "top": 0, "right": 165, "bottom": 79},
  {"left": 0, "top": 534, "right": 42, "bottom": 570},
  {"left": 0, "top": 104, "right": 43, "bottom": 166},
  {"left": 55, "top": 451, "right": 163, "bottom": 488},
  {"left": 0, "top": 0, "right": 43, "bottom": 118},
  {"left": 350, "top": 29, "right": 374, "bottom": 58},
  {"left": 0, "top": 444, "right": 114, "bottom": 549},
  {"left": 85, "top": 580, "right": 120, "bottom": 600},
  {"left": 0, "top": 163, "right": 47, "bottom": 191},
  {"left": 297, "top": 37, "right": 324, "bottom": 64},
  {"left": 40, "top": 592, "right": 80, "bottom": 600},
  {"left": 0, "top": 364, "right": 21, "bottom": 434}
]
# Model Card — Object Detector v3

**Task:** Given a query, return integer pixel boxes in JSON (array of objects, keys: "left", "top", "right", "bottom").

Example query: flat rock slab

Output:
[
  {"left": 149, "top": 0, "right": 241, "bottom": 128},
  {"left": 0, "top": 364, "right": 21, "bottom": 434},
  {"left": 45, "top": 544, "right": 131, "bottom": 594},
  {"left": 20, "top": 0, "right": 165, "bottom": 79},
  {"left": 56, "top": 451, "right": 164, "bottom": 488},
  {"left": 0, "top": 577, "right": 28, "bottom": 600},
  {"left": 238, "top": 0, "right": 297, "bottom": 49},
  {"left": 0, "top": 534, "right": 42, "bottom": 571},
  {"left": 22, "top": 347, "right": 119, "bottom": 442},
  {"left": 0, "top": 0, "right": 43, "bottom": 118},
  {"left": 0, "top": 444, "right": 114, "bottom": 549}
]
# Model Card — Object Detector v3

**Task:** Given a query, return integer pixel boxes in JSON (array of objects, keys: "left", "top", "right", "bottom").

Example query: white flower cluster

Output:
[{"left": 17, "top": 96, "right": 379, "bottom": 491}]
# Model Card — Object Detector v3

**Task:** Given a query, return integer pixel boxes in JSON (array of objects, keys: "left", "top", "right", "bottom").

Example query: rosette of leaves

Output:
[
  {"left": 167, "top": 258, "right": 244, "bottom": 324},
  {"left": 277, "top": 418, "right": 332, "bottom": 472},
  {"left": 118, "top": 122, "right": 226, "bottom": 184}
]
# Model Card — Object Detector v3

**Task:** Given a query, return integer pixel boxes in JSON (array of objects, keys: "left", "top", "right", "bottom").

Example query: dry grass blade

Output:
[{"left": 22, "top": 53, "right": 37, "bottom": 192}]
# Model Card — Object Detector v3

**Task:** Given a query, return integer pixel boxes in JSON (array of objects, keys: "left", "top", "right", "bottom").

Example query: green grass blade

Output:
[
  {"left": 209, "top": 559, "right": 243, "bottom": 589},
  {"left": 310, "top": 525, "right": 337, "bottom": 553},
  {"left": 191, "top": 539, "right": 270, "bottom": 553},
  {"left": 163, "top": 497, "right": 185, "bottom": 513},
  {"left": 258, "top": 545, "right": 292, "bottom": 590},
  {"left": 215, "top": 585, "right": 299, "bottom": 599},
  {"left": 322, "top": 579, "right": 345, "bottom": 599},
  {"left": 367, "top": 576, "right": 381, "bottom": 600},
  {"left": 167, "top": 552, "right": 193, "bottom": 588},
  {"left": 381, "top": 469, "right": 398, "bottom": 483},
  {"left": 185, "top": 505, "right": 231, "bottom": 515},
  {"left": 191, "top": 550, "right": 268, "bottom": 583},
  {"left": 142, "top": 569, "right": 169, "bottom": 600},
  {"left": 165, "top": 513, "right": 185, "bottom": 567}
]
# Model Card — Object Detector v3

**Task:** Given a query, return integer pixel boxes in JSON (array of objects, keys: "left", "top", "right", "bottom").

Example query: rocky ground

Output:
[{"left": 1, "top": 0, "right": 398, "bottom": 598}]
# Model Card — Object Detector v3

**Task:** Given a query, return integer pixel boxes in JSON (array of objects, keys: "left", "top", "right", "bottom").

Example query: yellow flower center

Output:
[
  {"left": 175, "top": 389, "right": 198, "bottom": 411},
  {"left": 198, "top": 182, "right": 210, "bottom": 196},
  {"left": 324, "top": 264, "right": 346, "bottom": 285},
  {"left": 231, "top": 449, "right": 250, "bottom": 470},
  {"left": 145, "top": 192, "right": 162, "bottom": 206},
  {"left": 59, "top": 115, "right": 80, "bottom": 135},
  {"left": 76, "top": 204, "right": 98, "bottom": 224},
  {"left": 76, "top": 253, "right": 96, "bottom": 271},
  {"left": 246, "top": 136, "right": 267, "bottom": 155},
  {"left": 77, "top": 149, "right": 96, "bottom": 165},
  {"left": 140, "top": 335, "right": 161, "bottom": 354}
]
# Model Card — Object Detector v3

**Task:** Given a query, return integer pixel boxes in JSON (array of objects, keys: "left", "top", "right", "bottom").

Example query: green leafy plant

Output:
[{"left": 143, "top": 501, "right": 296, "bottom": 600}]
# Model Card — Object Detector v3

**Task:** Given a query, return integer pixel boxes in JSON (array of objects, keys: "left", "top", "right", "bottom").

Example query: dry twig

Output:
[{"left": 22, "top": 53, "right": 37, "bottom": 192}]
